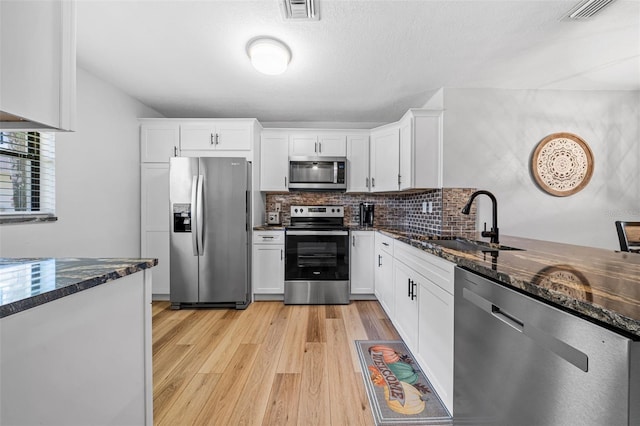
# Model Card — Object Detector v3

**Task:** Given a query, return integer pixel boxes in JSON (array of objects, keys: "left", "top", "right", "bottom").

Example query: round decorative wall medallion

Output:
[{"left": 532, "top": 132, "right": 594, "bottom": 197}]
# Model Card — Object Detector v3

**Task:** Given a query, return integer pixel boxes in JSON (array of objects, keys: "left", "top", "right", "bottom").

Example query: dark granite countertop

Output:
[
  {"left": 0, "top": 258, "right": 158, "bottom": 318},
  {"left": 253, "top": 225, "right": 286, "bottom": 231},
  {"left": 375, "top": 227, "right": 640, "bottom": 339}
]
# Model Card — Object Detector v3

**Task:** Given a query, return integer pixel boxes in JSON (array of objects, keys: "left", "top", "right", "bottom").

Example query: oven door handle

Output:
[{"left": 286, "top": 230, "right": 349, "bottom": 236}]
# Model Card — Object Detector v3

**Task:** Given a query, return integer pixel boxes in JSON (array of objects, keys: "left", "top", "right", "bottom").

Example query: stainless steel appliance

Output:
[
  {"left": 288, "top": 157, "right": 347, "bottom": 190},
  {"left": 454, "top": 267, "right": 640, "bottom": 425},
  {"left": 359, "top": 202, "right": 374, "bottom": 227},
  {"left": 169, "top": 157, "right": 251, "bottom": 310},
  {"left": 284, "top": 205, "right": 350, "bottom": 304}
]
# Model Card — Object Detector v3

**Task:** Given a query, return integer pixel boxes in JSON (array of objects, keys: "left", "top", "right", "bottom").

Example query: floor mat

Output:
[{"left": 355, "top": 340, "right": 452, "bottom": 425}]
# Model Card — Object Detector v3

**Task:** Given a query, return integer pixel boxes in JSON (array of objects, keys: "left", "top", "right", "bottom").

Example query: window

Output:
[{"left": 0, "top": 131, "right": 55, "bottom": 221}]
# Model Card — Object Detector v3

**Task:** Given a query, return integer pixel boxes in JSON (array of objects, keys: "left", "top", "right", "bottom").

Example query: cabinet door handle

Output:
[
  {"left": 174, "top": 146, "right": 178, "bottom": 157},
  {"left": 281, "top": 249, "right": 283, "bottom": 261},
  {"left": 210, "top": 133, "right": 215, "bottom": 145},
  {"left": 315, "top": 141, "right": 318, "bottom": 153},
  {"left": 408, "top": 278, "right": 411, "bottom": 297},
  {"left": 398, "top": 174, "right": 401, "bottom": 186},
  {"left": 382, "top": 242, "right": 389, "bottom": 247},
  {"left": 215, "top": 133, "right": 220, "bottom": 145},
  {"left": 366, "top": 177, "right": 369, "bottom": 188},
  {"left": 319, "top": 142, "right": 322, "bottom": 153},
  {"left": 378, "top": 254, "right": 382, "bottom": 267},
  {"left": 411, "top": 280, "right": 417, "bottom": 300},
  {"left": 284, "top": 176, "right": 287, "bottom": 187},
  {"left": 262, "top": 236, "right": 274, "bottom": 239},
  {"left": 353, "top": 235, "right": 356, "bottom": 247},
  {"left": 372, "top": 177, "right": 375, "bottom": 187}
]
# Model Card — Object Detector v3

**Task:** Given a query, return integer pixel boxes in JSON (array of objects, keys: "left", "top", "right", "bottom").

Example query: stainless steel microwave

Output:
[{"left": 288, "top": 156, "right": 347, "bottom": 190}]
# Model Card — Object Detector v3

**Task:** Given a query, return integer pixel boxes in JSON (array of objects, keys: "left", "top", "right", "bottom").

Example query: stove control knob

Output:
[
  {"left": 300, "top": 208, "right": 304, "bottom": 213},
  {"left": 331, "top": 208, "right": 335, "bottom": 213},
  {"left": 294, "top": 208, "right": 298, "bottom": 213},
  {"left": 337, "top": 208, "right": 341, "bottom": 213}
]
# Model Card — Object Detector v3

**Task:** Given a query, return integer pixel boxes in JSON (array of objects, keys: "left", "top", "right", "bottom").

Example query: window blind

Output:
[{"left": 0, "top": 131, "right": 55, "bottom": 217}]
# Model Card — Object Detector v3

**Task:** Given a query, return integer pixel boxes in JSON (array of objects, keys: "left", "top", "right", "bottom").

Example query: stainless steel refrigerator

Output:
[{"left": 169, "top": 157, "right": 251, "bottom": 310}]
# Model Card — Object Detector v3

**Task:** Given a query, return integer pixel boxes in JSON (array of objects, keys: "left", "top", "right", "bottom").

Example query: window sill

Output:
[{"left": 0, "top": 215, "right": 58, "bottom": 224}]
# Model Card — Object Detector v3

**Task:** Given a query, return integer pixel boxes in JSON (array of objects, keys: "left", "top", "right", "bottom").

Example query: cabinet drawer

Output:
[
  {"left": 394, "top": 240, "right": 455, "bottom": 295},
  {"left": 253, "top": 231, "right": 284, "bottom": 244},
  {"left": 375, "top": 232, "right": 394, "bottom": 255}
]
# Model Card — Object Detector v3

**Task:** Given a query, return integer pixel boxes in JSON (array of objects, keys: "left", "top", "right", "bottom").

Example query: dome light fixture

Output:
[{"left": 247, "top": 37, "right": 291, "bottom": 75}]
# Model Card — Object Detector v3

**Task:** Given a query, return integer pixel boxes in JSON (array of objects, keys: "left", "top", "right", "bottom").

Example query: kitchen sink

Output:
[{"left": 425, "top": 238, "right": 524, "bottom": 253}]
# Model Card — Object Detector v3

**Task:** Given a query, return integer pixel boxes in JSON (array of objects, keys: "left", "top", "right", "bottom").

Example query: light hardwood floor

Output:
[{"left": 152, "top": 300, "right": 401, "bottom": 425}]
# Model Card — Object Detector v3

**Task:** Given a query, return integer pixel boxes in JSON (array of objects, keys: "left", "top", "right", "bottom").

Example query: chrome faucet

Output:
[{"left": 461, "top": 190, "right": 499, "bottom": 244}]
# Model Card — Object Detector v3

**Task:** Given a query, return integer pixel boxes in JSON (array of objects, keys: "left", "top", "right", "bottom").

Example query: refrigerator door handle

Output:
[
  {"left": 196, "top": 174, "right": 204, "bottom": 256},
  {"left": 190, "top": 175, "right": 199, "bottom": 256}
]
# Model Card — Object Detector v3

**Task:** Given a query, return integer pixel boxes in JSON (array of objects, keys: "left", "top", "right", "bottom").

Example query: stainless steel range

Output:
[{"left": 284, "top": 205, "right": 350, "bottom": 304}]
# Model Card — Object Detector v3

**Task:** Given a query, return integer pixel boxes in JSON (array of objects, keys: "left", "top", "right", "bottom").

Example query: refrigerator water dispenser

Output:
[{"left": 173, "top": 203, "right": 191, "bottom": 232}]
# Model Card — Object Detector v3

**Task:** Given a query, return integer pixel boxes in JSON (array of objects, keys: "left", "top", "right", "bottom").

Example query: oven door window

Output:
[{"left": 285, "top": 234, "right": 349, "bottom": 281}]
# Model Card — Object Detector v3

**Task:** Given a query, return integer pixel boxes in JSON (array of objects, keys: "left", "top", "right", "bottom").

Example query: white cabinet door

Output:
[
  {"left": 252, "top": 231, "right": 285, "bottom": 294},
  {"left": 289, "top": 134, "right": 319, "bottom": 156},
  {"left": 400, "top": 110, "right": 443, "bottom": 190},
  {"left": 399, "top": 115, "right": 413, "bottom": 190},
  {"left": 145, "top": 231, "right": 170, "bottom": 296},
  {"left": 346, "top": 134, "right": 370, "bottom": 193},
  {"left": 418, "top": 277, "right": 454, "bottom": 413},
  {"left": 0, "top": 0, "right": 76, "bottom": 130},
  {"left": 181, "top": 121, "right": 252, "bottom": 151},
  {"left": 317, "top": 134, "right": 347, "bottom": 156},
  {"left": 374, "top": 233, "right": 395, "bottom": 319},
  {"left": 140, "top": 123, "right": 179, "bottom": 163},
  {"left": 350, "top": 231, "right": 374, "bottom": 294},
  {"left": 370, "top": 126, "right": 399, "bottom": 192},
  {"left": 141, "top": 164, "right": 170, "bottom": 297},
  {"left": 289, "top": 133, "right": 346, "bottom": 157},
  {"left": 260, "top": 132, "right": 289, "bottom": 191},
  {"left": 215, "top": 122, "right": 252, "bottom": 151},
  {"left": 393, "top": 261, "right": 419, "bottom": 351}
]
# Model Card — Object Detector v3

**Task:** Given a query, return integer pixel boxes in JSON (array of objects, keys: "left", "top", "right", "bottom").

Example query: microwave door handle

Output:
[
  {"left": 190, "top": 175, "right": 199, "bottom": 256},
  {"left": 196, "top": 175, "right": 204, "bottom": 256},
  {"left": 334, "top": 162, "right": 338, "bottom": 183}
]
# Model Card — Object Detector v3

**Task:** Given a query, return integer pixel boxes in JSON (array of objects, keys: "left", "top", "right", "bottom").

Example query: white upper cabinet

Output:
[
  {"left": 0, "top": 0, "right": 76, "bottom": 131},
  {"left": 399, "top": 110, "right": 443, "bottom": 190},
  {"left": 140, "top": 122, "right": 179, "bottom": 163},
  {"left": 180, "top": 120, "right": 254, "bottom": 151},
  {"left": 289, "top": 133, "right": 346, "bottom": 157},
  {"left": 370, "top": 125, "right": 400, "bottom": 192},
  {"left": 346, "top": 134, "right": 370, "bottom": 193},
  {"left": 260, "top": 131, "right": 289, "bottom": 191}
]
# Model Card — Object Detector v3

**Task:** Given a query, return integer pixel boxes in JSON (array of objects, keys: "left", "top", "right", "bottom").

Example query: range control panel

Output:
[{"left": 290, "top": 205, "right": 344, "bottom": 218}]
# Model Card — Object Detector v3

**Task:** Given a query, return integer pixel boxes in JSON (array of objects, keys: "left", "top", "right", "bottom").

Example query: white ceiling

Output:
[{"left": 76, "top": 0, "right": 640, "bottom": 125}]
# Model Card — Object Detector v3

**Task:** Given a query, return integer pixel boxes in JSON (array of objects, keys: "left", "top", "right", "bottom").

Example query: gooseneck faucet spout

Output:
[{"left": 461, "top": 190, "right": 499, "bottom": 244}]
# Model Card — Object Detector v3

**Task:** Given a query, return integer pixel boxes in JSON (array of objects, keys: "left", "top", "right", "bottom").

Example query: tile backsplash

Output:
[{"left": 265, "top": 188, "right": 476, "bottom": 236}]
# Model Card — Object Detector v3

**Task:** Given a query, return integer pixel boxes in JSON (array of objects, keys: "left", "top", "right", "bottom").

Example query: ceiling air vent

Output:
[
  {"left": 562, "top": 0, "right": 617, "bottom": 20},
  {"left": 281, "top": 0, "right": 319, "bottom": 21}
]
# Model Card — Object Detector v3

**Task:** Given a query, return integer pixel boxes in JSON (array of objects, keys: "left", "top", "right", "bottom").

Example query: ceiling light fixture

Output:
[{"left": 246, "top": 37, "right": 291, "bottom": 75}]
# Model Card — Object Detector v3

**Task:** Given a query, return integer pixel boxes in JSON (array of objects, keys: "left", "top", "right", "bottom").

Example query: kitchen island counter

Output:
[
  {"left": 0, "top": 257, "right": 157, "bottom": 318},
  {"left": 0, "top": 257, "right": 156, "bottom": 425},
  {"left": 375, "top": 228, "right": 640, "bottom": 339}
]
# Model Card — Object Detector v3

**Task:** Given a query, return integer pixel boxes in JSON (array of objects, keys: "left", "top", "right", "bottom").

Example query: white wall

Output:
[
  {"left": 0, "top": 67, "right": 162, "bottom": 257},
  {"left": 442, "top": 88, "right": 640, "bottom": 250}
]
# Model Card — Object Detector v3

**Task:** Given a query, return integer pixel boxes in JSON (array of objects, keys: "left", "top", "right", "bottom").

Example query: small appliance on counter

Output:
[
  {"left": 359, "top": 202, "right": 375, "bottom": 227},
  {"left": 267, "top": 211, "right": 281, "bottom": 225}
]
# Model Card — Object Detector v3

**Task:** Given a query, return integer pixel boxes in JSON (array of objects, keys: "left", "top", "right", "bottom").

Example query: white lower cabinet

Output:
[
  {"left": 374, "top": 233, "right": 395, "bottom": 319},
  {"left": 252, "top": 231, "right": 284, "bottom": 296},
  {"left": 350, "top": 231, "right": 375, "bottom": 295},
  {"left": 378, "top": 234, "right": 455, "bottom": 414},
  {"left": 393, "top": 261, "right": 419, "bottom": 349}
]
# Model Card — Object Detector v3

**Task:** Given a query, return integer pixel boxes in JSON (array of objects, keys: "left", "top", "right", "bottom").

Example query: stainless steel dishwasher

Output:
[{"left": 454, "top": 267, "right": 639, "bottom": 426}]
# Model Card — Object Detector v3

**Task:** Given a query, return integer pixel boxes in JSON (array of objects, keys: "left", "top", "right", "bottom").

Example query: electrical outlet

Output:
[
  {"left": 422, "top": 202, "right": 427, "bottom": 213},
  {"left": 428, "top": 201, "right": 433, "bottom": 213},
  {"left": 275, "top": 203, "right": 281, "bottom": 212}
]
